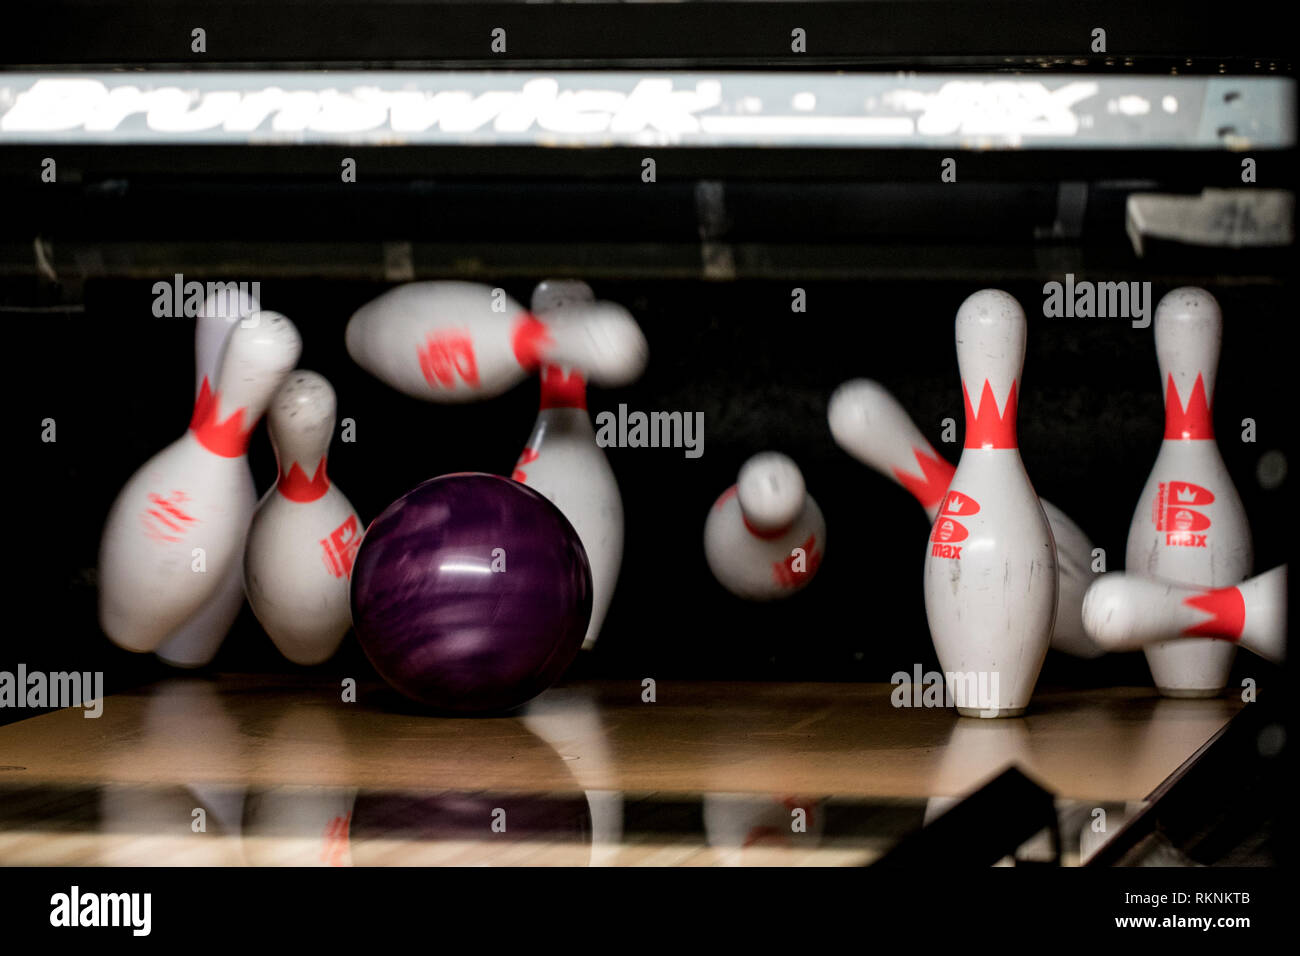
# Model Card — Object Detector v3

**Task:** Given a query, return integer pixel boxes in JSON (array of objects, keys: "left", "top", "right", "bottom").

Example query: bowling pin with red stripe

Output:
[
  {"left": 511, "top": 281, "right": 625, "bottom": 651},
  {"left": 346, "top": 281, "right": 647, "bottom": 402},
  {"left": 1127, "top": 288, "right": 1252, "bottom": 697},
  {"left": 704, "top": 452, "right": 826, "bottom": 600},
  {"left": 99, "top": 312, "right": 302, "bottom": 652},
  {"left": 244, "top": 371, "right": 362, "bottom": 665},
  {"left": 922, "top": 290, "right": 1056, "bottom": 717},
  {"left": 828, "top": 378, "right": 1103, "bottom": 658},
  {"left": 1083, "top": 566, "right": 1286, "bottom": 663},
  {"left": 155, "top": 290, "right": 261, "bottom": 668}
]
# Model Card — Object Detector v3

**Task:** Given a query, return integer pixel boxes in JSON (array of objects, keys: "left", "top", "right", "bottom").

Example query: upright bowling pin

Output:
[
  {"left": 244, "top": 371, "right": 362, "bottom": 666},
  {"left": 99, "top": 313, "right": 302, "bottom": 653},
  {"left": 828, "top": 378, "right": 1103, "bottom": 658},
  {"left": 512, "top": 281, "right": 625, "bottom": 651},
  {"left": 1083, "top": 566, "right": 1286, "bottom": 664},
  {"left": 704, "top": 452, "right": 826, "bottom": 600},
  {"left": 922, "top": 290, "right": 1056, "bottom": 718},
  {"left": 1127, "top": 288, "right": 1252, "bottom": 697},
  {"left": 155, "top": 290, "right": 261, "bottom": 668},
  {"left": 346, "top": 281, "right": 647, "bottom": 401}
]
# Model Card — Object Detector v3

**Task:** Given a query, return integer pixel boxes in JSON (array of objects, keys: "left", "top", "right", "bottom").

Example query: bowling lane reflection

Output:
[{"left": 0, "top": 679, "right": 1224, "bottom": 865}]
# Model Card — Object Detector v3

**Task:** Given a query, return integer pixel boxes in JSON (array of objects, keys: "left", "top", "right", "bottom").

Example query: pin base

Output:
[
  {"left": 154, "top": 653, "right": 212, "bottom": 670},
  {"left": 1156, "top": 687, "right": 1223, "bottom": 700},
  {"left": 956, "top": 706, "right": 1026, "bottom": 719}
]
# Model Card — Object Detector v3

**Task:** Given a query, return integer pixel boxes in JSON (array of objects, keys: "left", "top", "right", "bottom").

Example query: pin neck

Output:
[
  {"left": 510, "top": 312, "right": 551, "bottom": 371},
  {"left": 539, "top": 366, "right": 588, "bottom": 410},
  {"left": 961, "top": 380, "right": 1019, "bottom": 450},
  {"left": 1182, "top": 586, "right": 1245, "bottom": 639},
  {"left": 278, "top": 456, "right": 331, "bottom": 502},
  {"left": 741, "top": 512, "right": 795, "bottom": 539},
  {"left": 1163, "top": 373, "right": 1214, "bottom": 440},
  {"left": 895, "top": 447, "right": 956, "bottom": 512},
  {"left": 189, "top": 378, "right": 254, "bottom": 457}
]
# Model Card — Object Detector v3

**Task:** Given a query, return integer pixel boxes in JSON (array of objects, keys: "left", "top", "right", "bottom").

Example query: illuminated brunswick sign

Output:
[{"left": 0, "top": 72, "right": 1293, "bottom": 148}]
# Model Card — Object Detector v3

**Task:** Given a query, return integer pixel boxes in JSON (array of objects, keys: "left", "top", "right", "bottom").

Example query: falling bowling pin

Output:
[
  {"left": 244, "top": 371, "right": 362, "bottom": 665},
  {"left": 828, "top": 378, "right": 1103, "bottom": 658},
  {"left": 99, "top": 312, "right": 302, "bottom": 652},
  {"left": 922, "top": 290, "right": 1056, "bottom": 718},
  {"left": 1082, "top": 566, "right": 1285, "bottom": 664},
  {"left": 512, "top": 280, "right": 625, "bottom": 651},
  {"left": 704, "top": 452, "right": 826, "bottom": 600},
  {"left": 1127, "top": 288, "right": 1252, "bottom": 697},
  {"left": 155, "top": 290, "right": 261, "bottom": 668},
  {"left": 346, "top": 281, "right": 647, "bottom": 401}
]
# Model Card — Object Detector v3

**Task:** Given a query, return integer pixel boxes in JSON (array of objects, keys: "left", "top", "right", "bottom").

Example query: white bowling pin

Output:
[
  {"left": 704, "top": 452, "right": 826, "bottom": 600},
  {"left": 1127, "top": 288, "right": 1253, "bottom": 697},
  {"left": 828, "top": 379, "right": 1104, "bottom": 659},
  {"left": 345, "top": 280, "right": 647, "bottom": 401},
  {"left": 1083, "top": 566, "right": 1286, "bottom": 664},
  {"left": 512, "top": 283, "right": 625, "bottom": 651},
  {"left": 244, "top": 371, "right": 361, "bottom": 666},
  {"left": 99, "top": 312, "right": 302, "bottom": 653},
  {"left": 155, "top": 290, "right": 262, "bottom": 669},
  {"left": 922, "top": 290, "right": 1057, "bottom": 718}
]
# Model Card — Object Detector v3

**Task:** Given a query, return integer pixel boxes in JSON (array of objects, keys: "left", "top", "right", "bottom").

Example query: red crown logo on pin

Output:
[
  {"left": 189, "top": 378, "right": 255, "bottom": 457},
  {"left": 894, "top": 447, "right": 956, "bottom": 511},
  {"left": 511, "top": 313, "right": 554, "bottom": 371},
  {"left": 1183, "top": 586, "right": 1246, "bottom": 640},
  {"left": 1164, "top": 373, "right": 1213, "bottom": 440},
  {"left": 278, "top": 457, "right": 331, "bottom": 502},
  {"left": 962, "top": 380, "right": 1018, "bottom": 449},
  {"left": 539, "top": 365, "right": 587, "bottom": 410}
]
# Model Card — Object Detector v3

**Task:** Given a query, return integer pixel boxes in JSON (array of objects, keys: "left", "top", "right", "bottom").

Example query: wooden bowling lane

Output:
[
  {"left": 0, "top": 675, "right": 1240, "bottom": 799},
  {"left": 0, "top": 676, "right": 1242, "bottom": 865}
]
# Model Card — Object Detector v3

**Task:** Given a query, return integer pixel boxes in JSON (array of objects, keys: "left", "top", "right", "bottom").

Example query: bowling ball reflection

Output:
[
  {"left": 350, "top": 473, "right": 592, "bottom": 713},
  {"left": 350, "top": 791, "right": 593, "bottom": 866}
]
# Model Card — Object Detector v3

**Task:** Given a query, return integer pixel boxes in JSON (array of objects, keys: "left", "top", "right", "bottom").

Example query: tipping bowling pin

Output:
[
  {"left": 922, "top": 290, "right": 1056, "bottom": 718},
  {"left": 512, "top": 280, "right": 625, "bottom": 651},
  {"left": 828, "top": 378, "right": 1103, "bottom": 658},
  {"left": 346, "top": 281, "right": 647, "bottom": 401},
  {"left": 1127, "top": 288, "right": 1252, "bottom": 697},
  {"left": 155, "top": 290, "right": 261, "bottom": 668},
  {"left": 99, "top": 313, "right": 303, "bottom": 652},
  {"left": 244, "top": 371, "right": 362, "bottom": 665},
  {"left": 704, "top": 452, "right": 826, "bottom": 600},
  {"left": 1083, "top": 566, "right": 1285, "bottom": 664}
]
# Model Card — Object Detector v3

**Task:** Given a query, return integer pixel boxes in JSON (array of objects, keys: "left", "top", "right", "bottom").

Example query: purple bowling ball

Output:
[{"left": 351, "top": 473, "right": 592, "bottom": 713}]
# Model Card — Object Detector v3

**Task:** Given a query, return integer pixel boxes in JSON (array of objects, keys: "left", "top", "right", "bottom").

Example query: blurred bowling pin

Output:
[
  {"left": 512, "top": 280, "right": 625, "bottom": 651},
  {"left": 99, "top": 313, "right": 302, "bottom": 652},
  {"left": 1083, "top": 566, "right": 1286, "bottom": 663},
  {"left": 828, "top": 378, "right": 1103, "bottom": 659},
  {"left": 704, "top": 452, "right": 826, "bottom": 600},
  {"left": 922, "top": 290, "right": 1056, "bottom": 718},
  {"left": 702, "top": 794, "right": 825, "bottom": 866},
  {"left": 241, "top": 704, "right": 356, "bottom": 865},
  {"left": 346, "top": 280, "right": 647, "bottom": 401},
  {"left": 244, "top": 371, "right": 362, "bottom": 665},
  {"left": 1127, "top": 288, "right": 1252, "bottom": 697},
  {"left": 242, "top": 786, "right": 357, "bottom": 866},
  {"left": 155, "top": 290, "right": 261, "bottom": 668}
]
